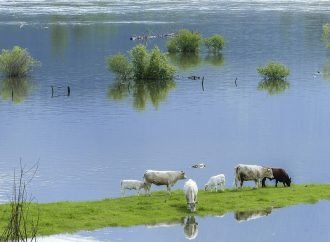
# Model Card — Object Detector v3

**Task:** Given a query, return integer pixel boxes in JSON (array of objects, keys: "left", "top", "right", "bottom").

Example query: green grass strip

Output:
[{"left": 0, "top": 184, "right": 329, "bottom": 236}]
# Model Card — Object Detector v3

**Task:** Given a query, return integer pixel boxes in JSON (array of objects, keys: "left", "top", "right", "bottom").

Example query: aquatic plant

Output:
[
  {"left": 257, "top": 62, "right": 290, "bottom": 81},
  {"left": 107, "top": 53, "right": 132, "bottom": 81},
  {"left": 204, "top": 34, "right": 225, "bottom": 53},
  {"left": 166, "top": 29, "right": 202, "bottom": 53},
  {"left": 321, "top": 23, "right": 330, "bottom": 48},
  {"left": 0, "top": 46, "right": 38, "bottom": 78},
  {"left": 107, "top": 45, "right": 175, "bottom": 81}
]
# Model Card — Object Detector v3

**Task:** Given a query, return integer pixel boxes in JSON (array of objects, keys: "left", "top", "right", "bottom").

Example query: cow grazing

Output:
[
  {"left": 262, "top": 168, "right": 292, "bottom": 187},
  {"left": 184, "top": 179, "right": 198, "bottom": 212},
  {"left": 204, "top": 174, "right": 225, "bottom": 192},
  {"left": 120, "top": 179, "right": 149, "bottom": 196},
  {"left": 143, "top": 170, "right": 186, "bottom": 193},
  {"left": 235, "top": 164, "right": 273, "bottom": 189}
]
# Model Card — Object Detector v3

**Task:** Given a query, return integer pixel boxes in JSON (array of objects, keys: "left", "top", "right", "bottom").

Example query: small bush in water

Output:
[
  {"left": 107, "top": 44, "right": 175, "bottom": 81},
  {"left": 0, "top": 46, "right": 38, "bottom": 78},
  {"left": 107, "top": 54, "right": 132, "bottom": 81},
  {"left": 321, "top": 23, "right": 330, "bottom": 48},
  {"left": 204, "top": 34, "right": 225, "bottom": 53},
  {"left": 167, "top": 29, "right": 202, "bottom": 53},
  {"left": 257, "top": 62, "right": 290, "bottom": 81}
]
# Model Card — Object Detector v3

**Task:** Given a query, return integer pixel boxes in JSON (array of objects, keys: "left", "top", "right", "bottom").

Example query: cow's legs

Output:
[
  {"left": 240, "top": 180, "right": 244, "bottom": 188},
  {"left": 254, "top": 179, "right": 259, "bottom": 188},
  {"left": 275, "top": 180, "right": 278, "bottom": 187}
]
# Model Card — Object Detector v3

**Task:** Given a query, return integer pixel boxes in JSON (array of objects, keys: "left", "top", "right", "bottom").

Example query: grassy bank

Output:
[{"left": 0, "top": 184, "right": 329, "bottom": 236}]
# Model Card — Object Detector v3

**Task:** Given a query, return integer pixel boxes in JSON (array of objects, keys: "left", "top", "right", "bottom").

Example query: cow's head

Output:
[
  {"left": 286, "top": 177, "right": 292, "bottom": 187},
  {"left": 187, "top": 202, "right": 196, "bottom": 212},
  {"left": 180, "top": 171, "right": 187, "bottom": 179}
]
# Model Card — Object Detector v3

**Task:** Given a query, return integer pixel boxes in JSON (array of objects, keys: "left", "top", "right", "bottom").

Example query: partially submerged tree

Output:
[
  {"left": 204, "top": 34, "right": 225, "bottom": 53},
  {"left": 0, "top": 46, "right": 39, "bottom": 78},
  {"left": 166, "top": 29, "right": 202, "bottom": 53},
  {"left": 321, "top": 23, "right": 330, "bottom": 48},
  {"left": 257, "top": 62, "right": 290, "bottom": 81},
  {"left": 107, "top": 44, "right": 175, "bottom": 81}
]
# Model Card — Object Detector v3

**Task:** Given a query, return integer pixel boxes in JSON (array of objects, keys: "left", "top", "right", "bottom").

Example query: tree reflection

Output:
[
  {"left": 258, "top": 79, "right": 289, "bottom": 95},
  {"left": 0, "top": 78, "right": 32, "bottom": 103},
  {"left": 322, "top": 59, "right": 330, "bottom": 80},
  {"left": 108, "top": 79, "right": 176, "bottom": 111},
  {"left": 234, "top": 208, "right": 272, "bottom": 222},
  {"left": 168, "top": 53, "right": 201, "bottom": 70},
  {"left": 204, "top": 53, "right": 225, "bottom": 67}
]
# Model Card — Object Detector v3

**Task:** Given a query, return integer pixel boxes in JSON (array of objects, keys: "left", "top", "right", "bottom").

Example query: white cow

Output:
[
  {"left": 144, "top": 170, "right": 186, "bottom": 193},
  {"left": 204, "top": 174, "right": 225, "bottom": 192},
  {"left": 120, "top": 179, "right": 149, "bottom": 196},
  {"left": 184, "top": 179, "right": 198, "bottom": 212},
  {"left": 234, "top": 164, "right": 273, "bottom": 189},
  {"left": 183, "top": 216, "right": 198, "bottom": 240}
]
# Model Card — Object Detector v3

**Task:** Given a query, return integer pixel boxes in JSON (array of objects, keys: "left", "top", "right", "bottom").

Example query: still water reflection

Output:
[
  {"left": 39, "top": 202, "right": 330, "bottom": 242},
  {"left": 0, "top": 78, "right": 32, "bottom": 103},
  {"left": 108, "top": 79, "right": 176, "bottom": 111},
  {"left": 234, "top": 208, "right": 272, "bottom": 222},
  {"left": 257, "top": 79, "right": 290, "bottom": 95}
]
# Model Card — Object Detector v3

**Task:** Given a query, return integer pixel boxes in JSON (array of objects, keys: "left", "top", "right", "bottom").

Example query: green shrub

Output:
[
  {"left": 257, "top": 62, "right": 290, "bottom": 81},
  {"left": 204, "top": 34, "right": 225, "bottom": 52},
  {"left": 107, "top": 54, "right": 132, "bottom": 80},
  {"left": 166, "top": 29, "right": 202, "bottom": 53},
  {"left": 107, "top": 45, "right": 175, "bottom": 81},
  {"left": 0, "top": 46, "right": 38, "bottom": 78},
  {"left": 130, "top": 44, "right": 150, "bottom": 80},
  {"left": 322, "top": 23, "right": 330, "bottom": 48},
  {"left": 146, "top": 47, "right": 175, "bottom": 80}
]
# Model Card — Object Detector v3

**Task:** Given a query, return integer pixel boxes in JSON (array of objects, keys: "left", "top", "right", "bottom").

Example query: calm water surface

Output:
[{"left": 0, "top": 0, "right": 330, "bottom": 240}]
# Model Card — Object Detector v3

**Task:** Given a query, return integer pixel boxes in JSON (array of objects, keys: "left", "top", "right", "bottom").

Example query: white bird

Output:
[{"left": 192, "top": 163, "right": 206, "bottom": 168}]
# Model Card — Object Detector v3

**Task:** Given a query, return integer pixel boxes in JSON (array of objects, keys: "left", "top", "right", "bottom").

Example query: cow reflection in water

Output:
[
  {"left": 234, "top": 208, "right": 272, "bottom": 222},
  {"left": 183, "top": 216, "right": 198, "bottom": 240}
]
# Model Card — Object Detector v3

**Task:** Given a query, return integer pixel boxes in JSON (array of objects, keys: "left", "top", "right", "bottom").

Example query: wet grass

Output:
[{"left": 0, "top": 184, "right": 329, "bottom": 236}]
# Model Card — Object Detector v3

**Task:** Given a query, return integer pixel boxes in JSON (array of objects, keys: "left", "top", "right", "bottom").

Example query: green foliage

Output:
[
  {"left": 0, "top": 184, "right": 328, "bottom": 236},
  {"left": 204, "top": 34, "right": 225, "bottom": 53},
  {"left": 146, "top": 47, "right": 175, "bottom": 81},
  {"left": 0, "top": 46, "right": 38, "bottom": 78},
  {"left": 130, "top": 44, "right": 150, "bottom": 80},
  {"left": 258, "top": 79, "right": 290, "bottom": 95},
  {"left": 321, "top": 23, "right": 330, "bottom": 48},
  {"left": 107, "top": 45, "right": 175, "bottom": 82},
  {"left": 166, "top": 29, "right": 202, "bottom": 53},
  {"left": 107, "top": 54, "right": 132, "bottom": 81},
  {"left": 257, "top": 62, "right": 290, "bottom": 81}
]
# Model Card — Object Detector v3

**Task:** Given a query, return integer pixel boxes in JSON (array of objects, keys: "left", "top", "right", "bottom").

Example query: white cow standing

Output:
[
  {"left": 120, "top": 180, "right": 149, "bottom": 196},
  {"left": 143, "top": 170, "right": 186, "bottom": 194},
  {"left": 184, "top": 179, "right": 198, "bottom": 212},
  {"left": 234, "top": 164, "right": 273, "bottom": 189},
  {"left": 204, "top": 174, "right": 225, "bottom": 192}
]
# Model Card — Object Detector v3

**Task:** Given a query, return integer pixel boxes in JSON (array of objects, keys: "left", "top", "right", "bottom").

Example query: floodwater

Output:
[{"left": 0, "top": 0, "right": 330, "bottom": 241}]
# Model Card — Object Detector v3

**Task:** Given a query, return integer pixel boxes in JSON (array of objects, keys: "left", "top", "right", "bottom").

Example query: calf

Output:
[
  {"left": 262, "top": 168, "right": 291, "bottom": 187},
  {"left": 204, "top": 174, "right": 225, "bottom": 192},
  {"left": 143, "top": 170, "right": 186, "bottom": 194},
  {"left": 184, "top": 179, "right": 198, "bottom": 212},
  {"left": 120, "top": 179, "right": 149, "bottom": 196},
  {"left": 235, "top": 164, "right": 273, "bottom": 189}
]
